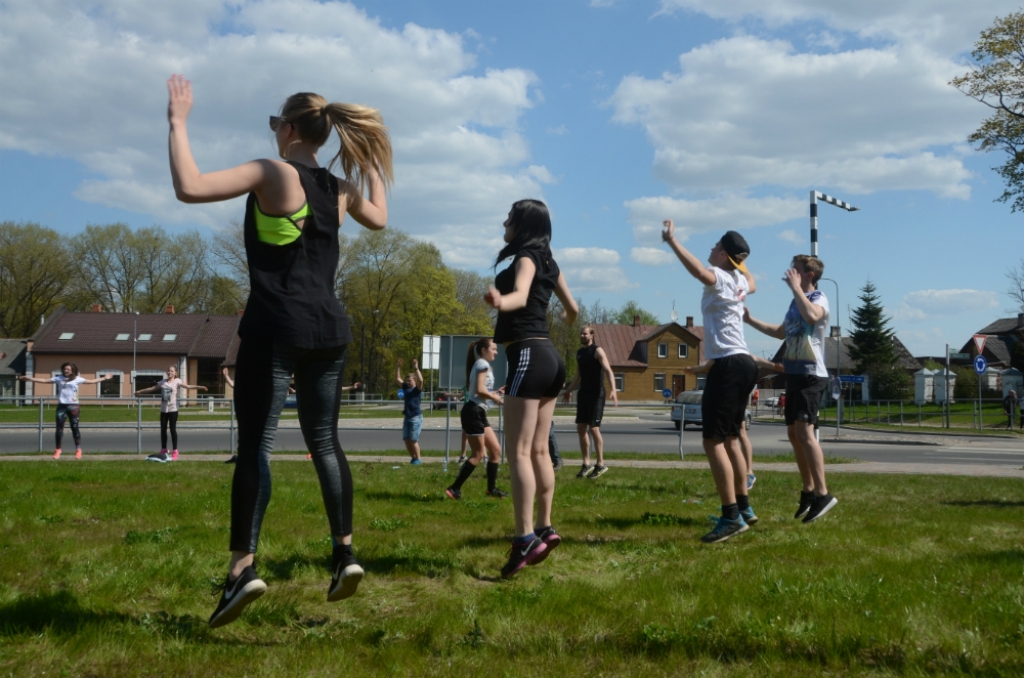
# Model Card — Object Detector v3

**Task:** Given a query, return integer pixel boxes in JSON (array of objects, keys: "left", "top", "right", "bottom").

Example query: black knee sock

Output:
[
  {"left": 451, "top": 460, "right": 478, "bottom": 490},
  {"left": 486, "top": 461, "right": 499, "bottom": 492},
  {"left": 722, "top": 503, "right": 740, "bottom": 520},
  {"left": 736, "top": 494, "right": 750, "bottom": 511}
]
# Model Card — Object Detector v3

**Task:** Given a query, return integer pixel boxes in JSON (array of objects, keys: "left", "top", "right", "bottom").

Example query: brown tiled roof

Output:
[
  {"left": 0, "top": 339, "right": 27, "bottom": 376},
  {"left": 222, "top": 333, "right": 242, "bottom": 368},
  {"left": 590, "top": 321, "right": 705, "bottom": 367},
  {"left": 189, "top": 315, "right": 242, "bottom": 359}
]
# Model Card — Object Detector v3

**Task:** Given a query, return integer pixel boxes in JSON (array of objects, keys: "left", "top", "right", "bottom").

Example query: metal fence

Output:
[{"left": 751, "top": 398, "right": 1020, "bottom": 431}]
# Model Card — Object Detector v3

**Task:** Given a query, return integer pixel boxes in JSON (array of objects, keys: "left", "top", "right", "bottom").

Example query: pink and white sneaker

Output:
[{"left": 171, "top": 449, "right": 179, "bottom": 461}]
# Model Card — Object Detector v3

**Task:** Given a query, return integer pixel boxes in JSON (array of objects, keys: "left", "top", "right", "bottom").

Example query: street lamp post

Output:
[{"left": 820, "top": 278, "right": 840, "bottom": 438}]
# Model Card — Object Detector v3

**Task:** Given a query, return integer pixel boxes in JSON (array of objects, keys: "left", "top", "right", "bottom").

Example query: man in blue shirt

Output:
[{"left": 396, "top": 358, "right": 424, "bottom": 464}]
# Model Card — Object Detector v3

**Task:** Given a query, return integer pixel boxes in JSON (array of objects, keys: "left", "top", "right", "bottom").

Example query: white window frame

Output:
[
  {"left": 657, "top": 342, "right": 668, "bottom": 358},
  {"left": 614, "top": 373, "right": 624, "bottom": 392},
  {"left": 678, "top": 343, "right": 688, "bottom": 359},
  {"left": 133, "top": 369, "right": 165, "bottom": 391},
  {"left": 654, "top": 373, "right": 666, "bottom": 392}
]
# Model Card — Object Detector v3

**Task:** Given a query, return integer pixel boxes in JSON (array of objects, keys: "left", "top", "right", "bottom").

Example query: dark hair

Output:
[
  {"left": 494, "top": 199, "right": 551, "bottom": 266},
  {"left": 465, "top": 338, "right": 494, "bottom": 391},
  {"left": 60, "top": 362, "right": 79, "bottom": 378}
]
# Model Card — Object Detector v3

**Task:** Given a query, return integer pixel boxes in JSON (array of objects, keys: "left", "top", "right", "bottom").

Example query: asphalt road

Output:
[{"left": 2, "top": 413, "right": 1022, "bottom": 467}]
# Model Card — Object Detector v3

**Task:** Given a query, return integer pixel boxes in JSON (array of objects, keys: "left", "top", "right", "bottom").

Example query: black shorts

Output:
[
  {"left": 575, "top": 388, "right": 606, "bottom": 427},
  {"left": 505, "top": 339, "right": 566, "bottom": 399},
  {"left": 460, "top": 401, "right": 491, "bottom": 436},
  {"left": 702, "top": 353, "right": 758, "bottom": 440},
  {"left": 785, "top": 374, "right": 826, "bottom": 425}
]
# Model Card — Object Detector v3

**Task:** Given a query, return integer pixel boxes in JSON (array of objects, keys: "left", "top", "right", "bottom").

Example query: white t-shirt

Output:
[
  {"left": 781, "top": 290, "right": 830, "bottom": 377},
  {"left": 51, "top": 375, "right": 86, "bottom": 404},
  {"left": 467, "top": 358, "right": 495, "bottom": 411},
  {"left": 700, "top": 267, "right": 750, "bottom": 360},
  {"left": 158, "top": 378, "right": 183, "bottom": 413}
]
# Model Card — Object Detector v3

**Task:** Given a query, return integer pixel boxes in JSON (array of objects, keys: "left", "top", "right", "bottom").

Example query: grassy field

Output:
[{"left": 2, "top": 461, "right": 1023, "bottom": 677}]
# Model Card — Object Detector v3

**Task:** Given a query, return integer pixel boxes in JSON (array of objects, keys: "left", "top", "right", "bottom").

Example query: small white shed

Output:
[
  {"left": 934, "top": 369, "right": 957, "bottom": 404},
  {"left": 914, "top": 368, "right": 936, "bottom": 404}
]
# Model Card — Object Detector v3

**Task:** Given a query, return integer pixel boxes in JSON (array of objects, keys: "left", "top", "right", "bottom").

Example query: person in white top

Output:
[
  {"left": 446, "top": 338, "right": 509, "bottom": 500},
  {"left": 20, "top": 363, "right": 113, "bottom": 459},
  {"left": 134, "top": 365, "right": 207, "bottom": 462},
  {"left": 662, "top": 220, "right": 760, "bottom": 544},
  {"left": 745, "top": 255, "right": 838, "bottom": 524}
]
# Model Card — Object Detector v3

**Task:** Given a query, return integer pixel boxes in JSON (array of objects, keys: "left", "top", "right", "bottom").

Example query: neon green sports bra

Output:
[{"left": 254, "top": 200, "right": 310, "bottom": 245}]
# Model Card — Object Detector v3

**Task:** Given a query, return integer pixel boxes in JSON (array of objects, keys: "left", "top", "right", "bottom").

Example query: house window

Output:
[
  {"left": 138, "top": 333, "right": 152, "bottom": 341},
  {"left": 58, "top": 332, "right": 74, "bottom": 340},
  {"left": 657, "top": 342, "right": 668, "bottom": 358},
  {"left": 115, "top": 333, "right": 130, "bottom": 341},
  {"left": 654, "top": 373, "right": 666, "bottom": 392},
  {"left": 99, "top": 371, "right": 122, "bottom": 397},
  {"left": 163, "top": 334, "right": 177, "bottom": 341},
  {"left": 678, "top": 343, "right": 688, "bottom": 359},
  {"left": 614, "top": 373, "right": 624, "bottom": 392}
]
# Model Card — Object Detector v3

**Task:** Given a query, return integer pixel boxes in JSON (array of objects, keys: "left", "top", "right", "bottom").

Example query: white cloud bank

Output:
[
  {"left": 0, "top": 0, "right": 548, "bottom": 265},
  {"left": 555, "top": 247, "right": 637, "bottom": 292},
  {"left": 894, "top": 289, "right": 999, "bottom": 322},
  {"left": 625, "top": 194, "right": 805, "bottom": 246},
  {"left": 630, "top": 247, "right": 675, "bottom": 266}
]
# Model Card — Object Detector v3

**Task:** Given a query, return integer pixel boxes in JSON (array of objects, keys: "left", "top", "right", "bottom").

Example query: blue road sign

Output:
[
  {"left": 662, "top": 388, "right": 672, "bottom": 399},
  {"left": 974, "top": 355, "right": 987, "bottom": 374},
  {"left": 839, "top": 375, "right": 865, "bottom": 383}
]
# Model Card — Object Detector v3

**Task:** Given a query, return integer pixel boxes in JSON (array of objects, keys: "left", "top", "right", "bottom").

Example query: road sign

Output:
[
  {"left": 973, "top": 334, "right": 987, "bottom": 355},
  {"left": 974, "top": 355, "right": 987, "bottom": 374},
  {"left": 839, "top": 375, "right": 865, "bottom": 383},
  {"left": 949, "top": 352, "right": 970, "bottom": 360},
  {"left": 421, "top": 335, "right": 441, "bottom": 370},
  {"left": 662, "top": 388, "right": 672, "bottom": 399}
]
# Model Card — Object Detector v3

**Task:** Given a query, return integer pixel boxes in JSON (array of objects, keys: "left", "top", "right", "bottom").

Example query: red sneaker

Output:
[
  {"left": 53, "top": 449, "right": 62, "bottom": 460},
  {"left": 75, "top": 449, "right": 82, "bottom": 460}
]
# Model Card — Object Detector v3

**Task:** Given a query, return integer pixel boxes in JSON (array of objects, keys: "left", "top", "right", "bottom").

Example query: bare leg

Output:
[
  {"left": 576, "top": 423, "right": 591, "bottom": 466},
  {"left": 404, "top": 438, "right": 421, "bottom": 461},
  {"left": 702, "top": 438, "right": 737, "bottom": 506},
  {"left": 591, "top": 426, "right": 604, "bottom": 466},
  {"left": 787, "top": 424, "right": 814, "bottom": 492},
  {"left": 724, "top": 436, "right": 747, "bottom": 498},
  {"left": 792, "top": 421, "right": 828, "bottom": 496},
  {"left": 531, "top": 397, "right": 558, "bottom": 529},
  {"left": 484, "top": 427, "right": 502, "bottom": 463},
  {"left": 505, "top": 396, "right": 541, "bottom": 537},
  {"left": 737, "top": 425, "right": 752, "bottom": 477}
]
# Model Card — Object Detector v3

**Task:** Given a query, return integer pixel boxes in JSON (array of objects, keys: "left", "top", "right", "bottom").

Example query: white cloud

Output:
[
  {"left": 894, "top": 288, "right": 999, "bottom": 322},
  {"left": 630, "top": 247, "right": 675, "bottom": 266},
  {"left": 777, "top": 229, "right": 803, "bottom": 245},
  {"left": 0, "top": 0, "right": 548, "bottom": 262},
  {"left": 590, "top": 0, "right": 619, "bottom": 7},
  {"left": 625, "top": 194, "right": 805, "bottom": 246},
  {"left": 554, "top": 247, "right": 638, "bottom": 292}
]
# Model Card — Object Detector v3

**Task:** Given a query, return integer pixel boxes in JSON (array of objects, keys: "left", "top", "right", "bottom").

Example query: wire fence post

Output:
[
  {"left": 38, "top": 397, "right": 44, "bottom": 453},
  {"left": 136, "top": 397, "right": 142, "bottom": 455}
]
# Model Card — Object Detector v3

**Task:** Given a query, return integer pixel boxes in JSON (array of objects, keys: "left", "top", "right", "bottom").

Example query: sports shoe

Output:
[
  {"left": 327, "top": 545, "right": 364, "bottom": 602},
  {"left": 456, "top": 455, "right": 467, "bottom": 466},
  {"left": 53, "top": 449, "right": 61, "bottom": 460},
  {"left": 410, "top": 458, "right": 422, "bottom": 465},
  {"left": 802, "top": 494, "right": 838, "bottom": 524},
  {"left": 552, "top": 457, "right": 564, "bottom": 471},
  {"left": 225, "top": 455, "right": 238, "bottom": 464},
  {"left": 576, "top": 463, "right": 595, "bottom": 479},
  {"left": 307, "top": 453, "right": 312, "bottom": 460},
  {"left": 532, "top": 526, "right": 561, "bottom": 563},
  {"left": 747, "top": 473, "right": 756, "bottom": 490},
  {"left": 500, "top": 536, "right": 547, "bottom": 579},
  {"left": 485, "top": 487, "right": 509, "bottom": 499},
  {"left": 587, "top": 464, "right": 609, "bottom": 479},
  {"left": 171, "top": 450, "right": 179, "bottom": 461},
  {"left": 147, "top": 451, "right": 171, "bottom": 463},
  {"left": 208, "top": 565, "right": 267, "bottom": 628},
  {"left": 795, "top": 491, "right": 814, "bottom": 519},
  {"left": 700, "top": 515, "right": 748, "bottom": 544},
  {"left": 445, "top": 487, "right": 461, "bottom": 500},
  {"left": 740, "top": 506, "right": 758, "bottom": 525},
  {"left": 75, "top": 448, "right": 82, "bottom": 460}
]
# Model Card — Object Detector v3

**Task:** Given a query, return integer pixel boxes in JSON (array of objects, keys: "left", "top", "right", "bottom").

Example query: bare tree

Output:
[{"left": 1008, "top": 259, "right": 1024, "bottom": 312}]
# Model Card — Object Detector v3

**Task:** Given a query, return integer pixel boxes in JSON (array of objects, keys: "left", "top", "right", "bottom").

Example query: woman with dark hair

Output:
[
  {"left": 445, "top": 337, "right": 508, "bottom": 500},
  {"left": 485, "top": 199, "right": 578, "bottom": 578},
  {"left": 166, "top": 74, "right": 393, "bottom": 628},
  {"left": 20, "top": 363, "right": 113, "bottom": 459},
  {"left": 134, "top": 364, "right": 207, "bottom": 462}
]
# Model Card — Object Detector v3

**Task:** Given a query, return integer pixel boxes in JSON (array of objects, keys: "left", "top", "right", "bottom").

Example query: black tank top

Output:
[
  {"left": 493, "top": 248, "right": 560, "bottom": 343},
  {"left": 576, "top": 344, "right": 603, "bottom": 391},
  {"left": 239, "top": 161, "right": 353, "bottom": 349}
]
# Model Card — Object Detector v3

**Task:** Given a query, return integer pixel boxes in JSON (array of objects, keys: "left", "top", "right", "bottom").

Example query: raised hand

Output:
[
  {"left": 783, "top": 267, "right": 802, "bottom": 291},
  {"left": 661, "top": 219, "right": 675, "bottom": 242},
  {"left": 167, "top": 74, "right": 193, "bottom": 124}
]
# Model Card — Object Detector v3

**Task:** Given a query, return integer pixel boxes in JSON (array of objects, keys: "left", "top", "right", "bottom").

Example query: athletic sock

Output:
[
  {"left": 736, "top": 494, "right": 750, "bottom": 512},
  {"left": 514, "top": 533, "right": 536, "bottom": 545},
  {"left": 451, "top": 460, "right": 477, "bottom": 490},
  {"left": 722, "top": 503, "right": 740, "bottom": 520},
  {"left": 486, "top": 461, "right": 499, "bottom": 492}
]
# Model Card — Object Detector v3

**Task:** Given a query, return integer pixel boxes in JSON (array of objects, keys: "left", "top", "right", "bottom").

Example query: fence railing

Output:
[{"left": 751, "top": 398, "right": 1021, "bottom": 431}]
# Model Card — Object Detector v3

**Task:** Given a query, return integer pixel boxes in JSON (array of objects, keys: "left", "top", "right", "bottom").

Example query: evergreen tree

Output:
[{"left": 848, "top": 281, "right": 896, "bottom": 374}]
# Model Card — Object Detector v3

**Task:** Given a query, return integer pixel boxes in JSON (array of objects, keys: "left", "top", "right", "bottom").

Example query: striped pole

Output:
[{"left": 810, "top": 191, "right": 859, "bottom": 257}]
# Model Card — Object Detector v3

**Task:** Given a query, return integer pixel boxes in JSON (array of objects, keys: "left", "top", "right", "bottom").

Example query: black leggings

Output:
[
  {"left": 160, "top": 411, "right": 179, "bottom": 450},
  {"left": 55, "top": 404, "right": 81, "bottom": 449},
  {"left": 230, "top": 335, "right": 353, "bottom": 554}
]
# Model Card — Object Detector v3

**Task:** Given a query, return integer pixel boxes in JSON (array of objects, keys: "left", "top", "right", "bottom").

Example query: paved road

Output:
[{"left": 3, "top": 413, "right": 1021, "bottom": 468}]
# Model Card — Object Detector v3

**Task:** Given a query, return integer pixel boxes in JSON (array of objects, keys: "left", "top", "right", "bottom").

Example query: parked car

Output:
[
  {"left": 670, "top": 390, "right": 751, "bottom": 430},
  {"left": 762, "top": 396, "right": 780, "bottom": 408},
  {"left": 432, "top": 392, "right": 462, "bottom": 411}
]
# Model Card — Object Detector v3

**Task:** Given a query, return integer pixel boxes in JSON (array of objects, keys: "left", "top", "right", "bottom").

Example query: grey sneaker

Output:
[
  {"left": 576, "top": 464, "right": 595, "bottom": 479},
  {"left": 587, "top": 464, "right": 609, "bottom": 479}
]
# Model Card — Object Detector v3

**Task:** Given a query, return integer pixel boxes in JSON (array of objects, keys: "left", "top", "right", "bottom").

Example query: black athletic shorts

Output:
[
  {"left": 702, "top": 353, "right": 758, "bottom": 440},
  {"left": 460, "top": 400, "right": 491, "bottom": 436},
  {"left": 505, "top": 339, "right": 566, "bottom": 399},
  {"left": 785, "top": 374, "right": 826, "bottom": 426},
  {"left": 575, "top": 387, "right": 606, "bottom": 427}
]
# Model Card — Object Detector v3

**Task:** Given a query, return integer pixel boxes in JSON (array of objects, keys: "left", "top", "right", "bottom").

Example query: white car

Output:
[{"left": 670, "top": 390, "right": 751, "bottom": 431}]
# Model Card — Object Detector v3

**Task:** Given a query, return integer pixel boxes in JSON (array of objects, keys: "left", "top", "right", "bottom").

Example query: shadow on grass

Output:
[
  {"left": 364, "top": 490, "right": 446, "bottom": 504},
  {"left": 940, "top": 500, "right": 1024, "bottom": 508},
  {"left": 261, "top": 552, "right": 330, "bottom": 581},
  {"left": 956, "top": 549, "right": 1024, "bottom": 566},
  {"left": 596, "top": 514, "right": 702, "bottom": 529},
  {"left": 0, "top": 590, "right": 129, "bottom": 636}
]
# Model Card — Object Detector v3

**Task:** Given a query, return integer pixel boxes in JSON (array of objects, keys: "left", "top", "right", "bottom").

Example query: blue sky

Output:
[{"left": 1, "top": 0, "right": 1020, "bottom": 359}]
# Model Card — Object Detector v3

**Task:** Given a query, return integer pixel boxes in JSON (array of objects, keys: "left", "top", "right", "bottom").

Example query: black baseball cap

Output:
[{"left": 720, "top": 230, "right": 749, "bottom": 273}]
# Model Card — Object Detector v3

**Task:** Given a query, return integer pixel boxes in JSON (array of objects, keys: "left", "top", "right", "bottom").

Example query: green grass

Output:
[{"left": 2, "top": 462, "right": 1024, "bottom": 676}]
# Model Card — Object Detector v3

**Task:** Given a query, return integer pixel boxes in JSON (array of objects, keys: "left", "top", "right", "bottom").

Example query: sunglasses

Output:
[{"left": 269, "top": 115, "right": 286, "bottom": 131}]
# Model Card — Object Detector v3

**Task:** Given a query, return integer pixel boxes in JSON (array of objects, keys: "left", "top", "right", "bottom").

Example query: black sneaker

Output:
[
  {"left": 485, "top": 488, "right": 509, "bottom": 499},
  {"left": 224, "top": 455, "right": 238, "bottom": 464},
  {"left": 587, "top": 464, "right": 609, "bottom": 479},
  {"left": 552, "top": 457, "right": 564, "bottom": 471},
  {"left": 802, "top": 494, "right": 838, "bottom": 524},
  {"left": 147, "top": 451, "right": 170, "bottom": 463},
  {"left": 208, "top": 565, "right": 267, "bottom": 628},
  {"left": 532, "top": 526, "right": 561, "bottom": 563},
  {"left": 327, "top": 545, "right": 364, "bottom": 602},
  {"left": 445, "top": 487, "right": 461, "bottom": 500},
  {"left": 795, "top": 491, "right": 814, "bottom": 519},
  {"left": 576, "top": 464, "right": 595, "bottom": 479},
  {"left": 500, "top": 536, "right": 547, "bottom": 579}
]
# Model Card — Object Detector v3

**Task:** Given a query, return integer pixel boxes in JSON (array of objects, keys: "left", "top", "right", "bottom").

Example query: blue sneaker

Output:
[
  {"left": 747, "top": 473, "right": 756, "bottom": 490},
  {"left": 740, "top": 506, "right": 758, "bottom": 525},
  {"left": 701, "top": 515, "right": 748, "bottom": 543},
  {"left": 410, "top": 458, "right": 422, "bottom": 465}
]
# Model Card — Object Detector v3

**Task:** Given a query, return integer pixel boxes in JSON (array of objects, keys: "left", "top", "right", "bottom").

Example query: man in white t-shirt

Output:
[
  {"left": 745, "top": 254, "right": 838, "bottom": 524},
  {"left": 663, "top": 220, "right": 759, "bottom": 544}
]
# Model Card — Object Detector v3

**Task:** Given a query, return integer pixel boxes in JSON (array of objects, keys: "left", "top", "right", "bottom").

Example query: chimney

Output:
[
  {"left": 91, "top": 303, "right": 102, "bottom": 313},
  {"left": 237, "top": 309, "right": 245, "bottom": 316},
  {"left": 685, "top": 316, "right": 694, "bottom": 328},
  {"left": 633, "top": 314, "right": 640, "bottom": 327},
  {"left": 165, "top": 305, "right": 175, "bottom": 314},
  {"left": 830, "top": 326, "right": 841, "bottom": 338}
]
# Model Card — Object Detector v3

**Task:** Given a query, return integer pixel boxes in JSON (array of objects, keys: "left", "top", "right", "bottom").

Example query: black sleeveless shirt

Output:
[
  {"left": 576, "top": 344, "right": 603, "bottom": 391},
  {"left": 493, "top": 248, "right": 560, "bottom": 343},
  {"left": 238, "top": 161, "right": 353, "bottom": 349}
]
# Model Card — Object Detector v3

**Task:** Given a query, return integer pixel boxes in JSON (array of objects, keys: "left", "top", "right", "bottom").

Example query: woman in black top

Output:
[
  {"left": 485, "top": 199, "right": 578, "bottom": 578},
  {"left": 167, "top": 74, "right": 392, "bottom": 628}
]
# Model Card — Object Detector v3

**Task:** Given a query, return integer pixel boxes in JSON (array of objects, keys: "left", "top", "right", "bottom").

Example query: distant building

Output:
[
  {"left": 767, "top": 330, "right": 920, "bottom": 390},
  {"left": 0, "top": 339, "right": 28, "bottom": 397},
  {"left": 959, "top": 312, "right": 1024, "bottom": 369}
]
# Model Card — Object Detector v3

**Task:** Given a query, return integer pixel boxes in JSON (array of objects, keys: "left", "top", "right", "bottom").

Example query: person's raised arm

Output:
[
  {"left": 662, "top": 220, "right": 717, "bottom": 286},
  {"left": 19, "top": 375, "right": 53, "bottom": 384},
  {"left": 343, "top": 168, "right": 387, "bottom": 230},
  {"left": 134, "top": 384, "right": 159, "bottom": 395},
  {"left": 180, "top": 382, "right": 208, "bottom": 391},
  {"left": 80, "top": 373, "right": 113, "bottom": 385},
  {"left": 412, "top": 359, "right": 423, "bottom": 389},
  {"left": 743, "top": 306, "right": 786, "bottom": 340},
  {"left": 596, "top": 346, "right": 619, "bottom": 407},
  {"left": 221, "top": 367, "right": 234, "bottom": 389},
  {"left": 552, "top": 271, "right": 579, "bottom": 326},
  {"left": 784, "top": 268, "right": 825, "bottom": 325},
  {"left": 395, "top": 359, "right": 404, "bottom": 386},
  {"left": 485, "top": 256, "right": 536, "bottom": 313}
]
